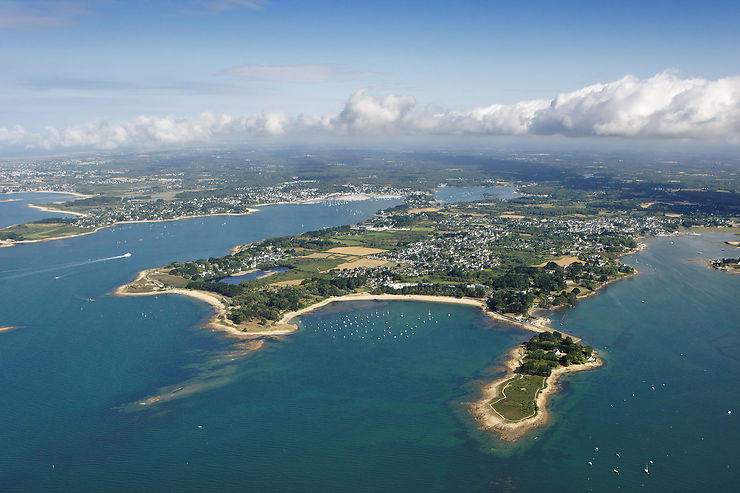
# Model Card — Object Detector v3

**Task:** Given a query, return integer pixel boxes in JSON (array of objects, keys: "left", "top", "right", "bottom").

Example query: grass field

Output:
[
  {"left": 490, "top": 374, "right": 546, "bottom": 422},
  {"left": 0, "top": 222, "right": 90, "bottom": 241},
  {"left": 150, "top": 272, "right": 189, "bottom": 288}
]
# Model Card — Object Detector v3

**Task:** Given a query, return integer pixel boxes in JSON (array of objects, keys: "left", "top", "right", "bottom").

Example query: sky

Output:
[{"left": 1, "top": 0, "right": 740, "bottom": 153}]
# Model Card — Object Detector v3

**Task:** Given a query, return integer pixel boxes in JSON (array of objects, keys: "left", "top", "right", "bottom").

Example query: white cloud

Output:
[
  {"left": 331, "top": 89, "right": 417, "bottom": 133},
  {"left": 224, "top": 64, "right": 380, "bottom": 83},
  {"left": 2, "top": 71, "right": 739, "bottom": 151},
  {"left": 0, "top": 125, "right": 27, "bottom": 145},
  {"left": 527, "top": 72, "right": 740, "bottom": 138}
]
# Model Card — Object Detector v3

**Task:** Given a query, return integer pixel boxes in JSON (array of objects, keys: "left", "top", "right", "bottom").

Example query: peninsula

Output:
[
  {"left": 471, "top": 332, "right": 602, "bottom": 441},
  {"left": 112, "top": 194, "right": 667, "bottom": 439},
  {"left": 0, "top": 185, "right": 404, "bottom": 247}
]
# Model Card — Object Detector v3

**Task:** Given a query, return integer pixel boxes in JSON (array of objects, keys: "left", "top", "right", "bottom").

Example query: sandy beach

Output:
[
  {"left": 27, "top": 203, "right": 88, "bottom": 216},
  {"left": 111, "top": 272, "right": 623, "bottom": 440},
  {"left": 277, "top": 293, "right": 604, "bottom": 440},
  {"left": 2, "top": 190, "right": 91, "bottom": 198},
  {"left": 470, "top": 346, "right": 603, "bottom": 441},
  {"left": 280, "top": 293, "right": 557, "bottom": 337},
  {"left": 112, "top": 268, "right": 296, "bottom": 338}
]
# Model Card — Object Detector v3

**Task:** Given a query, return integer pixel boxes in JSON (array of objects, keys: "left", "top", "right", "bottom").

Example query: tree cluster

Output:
[{"left": 520, "top": 331, "right": 593, "bottom": 376}]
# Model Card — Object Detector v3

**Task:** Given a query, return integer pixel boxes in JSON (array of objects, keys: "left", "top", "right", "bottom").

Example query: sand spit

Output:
[
  {"left": 27, "top": 203, "right": 88, "bottom": 216},
  {"left": 0, "top": 209, "right": 260, "bottom": 248},
  {"left": 112, "top": 268, "right": 295, "bottom": 339}
]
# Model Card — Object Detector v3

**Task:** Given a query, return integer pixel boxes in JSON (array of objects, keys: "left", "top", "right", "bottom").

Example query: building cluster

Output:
[
  {"left": 176, "top": 247, "right": 286, "bottom": 280},
  {"left": 7, "top": 178, "right": 409, "bottom": 229},
  {"left": 368, "top": 211, "right": 680, "bottom": 278}
]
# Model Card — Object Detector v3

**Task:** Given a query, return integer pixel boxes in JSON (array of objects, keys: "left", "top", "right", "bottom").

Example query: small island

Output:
[
  {"left": 471, "top": 331, "right": 601, "bottom": 441},
  {"left": 708, "top": 257, "right": 740, "bottom": 274}
]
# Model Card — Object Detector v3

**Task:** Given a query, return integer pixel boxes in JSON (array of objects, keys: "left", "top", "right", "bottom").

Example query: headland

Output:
[{"left": 113, "top": 269, "right": 603, "bottom": 439}]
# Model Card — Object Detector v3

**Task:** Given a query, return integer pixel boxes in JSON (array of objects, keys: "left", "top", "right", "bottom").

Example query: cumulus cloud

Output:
[
  {"left": 332, "top": 89, "right": 417, "bottom": 133},
  {"left": 528, "top": 72, "right": 740, "bottom": 138},
  {"left": 2, "top": 72, "right": 739, "bottom": 151}
]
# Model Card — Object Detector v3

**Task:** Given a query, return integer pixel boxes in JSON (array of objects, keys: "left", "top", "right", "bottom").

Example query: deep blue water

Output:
[{"left": 1, "top": 188, "right": 739, "bottom": 491}]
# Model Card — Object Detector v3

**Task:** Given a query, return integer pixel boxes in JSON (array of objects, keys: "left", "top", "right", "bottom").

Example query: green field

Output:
[
  {"left": 490, "top": 374, "right": 546, "bottom": 422},
  {"left": 0, "top": 222, "right": 91, "bottom": 241}
]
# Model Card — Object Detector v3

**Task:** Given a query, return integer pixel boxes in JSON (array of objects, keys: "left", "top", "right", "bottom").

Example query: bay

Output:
[
  {"left": 0, "top": 192, "right": 79, "bottom": 228},
  {"left": 435, "top": 186, "right": 518, "bottom": 204},
  {"left": 0, "top": 188, "right": 738, "bottom": 491}
]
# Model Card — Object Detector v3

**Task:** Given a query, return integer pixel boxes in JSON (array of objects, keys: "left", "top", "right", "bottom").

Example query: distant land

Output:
[{"left": 3, "top": 148, "right": 739, "bottom": 439}]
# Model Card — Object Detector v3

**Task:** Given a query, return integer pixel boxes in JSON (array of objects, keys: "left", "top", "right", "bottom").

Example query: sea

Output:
[{"left": 0, "top": 189, "right": 739, "bottom": 492}]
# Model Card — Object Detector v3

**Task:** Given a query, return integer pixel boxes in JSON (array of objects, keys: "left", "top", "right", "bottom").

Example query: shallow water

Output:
[{"left": 1, "top": 188, "right": 739, "bottom": 491}]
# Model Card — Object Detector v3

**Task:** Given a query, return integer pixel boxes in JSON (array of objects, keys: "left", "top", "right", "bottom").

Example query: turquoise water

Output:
[{"left": 1, "top": 189, "right": 739, "bottom": 491}]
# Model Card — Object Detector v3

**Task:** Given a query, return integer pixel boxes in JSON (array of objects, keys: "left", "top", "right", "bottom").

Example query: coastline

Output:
[
  {"left": 252, "top": 192, "right": 403, "bottom": 208},
  {"left": 111, "top": 280, "right": 565, "bottom": 342},
  {"left": 108, "top": 235, "right": 646, "bottom": 439},
  {"left": 0, "top": 208, "right": 260, "bottom": 249},
  {"left": 278, "top": 293, "right": 564, "bottom": 338},
  {"left": 111, "top": 278, "right": 600, "bottom": 439},
  {"left": 2, "top": 190, "right": 403, "bottom": 249},
  {"left": 571, "top": 267, "right": 640, "bottom": 303},
  {"left": 470, "top": 346, "right": 603, "bottom": 441},
  {"left": 1, "top": 190, "right": 91, "bottom": 198},
  {"left": 111, "top": 268, "right": 295, "bottom": 338},
  {"left": 27, "top": 203, "right": 88, "bottom": 216},
  {"left": 278, "top": 292, "right": 603, "bottom": 441},
  {"left": 705, "top": 259, "right": 740, "bottom": 275}
]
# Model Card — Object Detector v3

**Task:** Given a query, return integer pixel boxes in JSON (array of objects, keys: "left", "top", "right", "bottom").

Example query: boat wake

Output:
[{"left": 0, "top": 253, "right": 132, "bottom": 280}]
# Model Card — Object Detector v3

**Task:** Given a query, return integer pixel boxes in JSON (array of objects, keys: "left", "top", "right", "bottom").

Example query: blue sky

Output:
[{"left": 1, "top": 0, "right": 739, "bottom": 151}]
